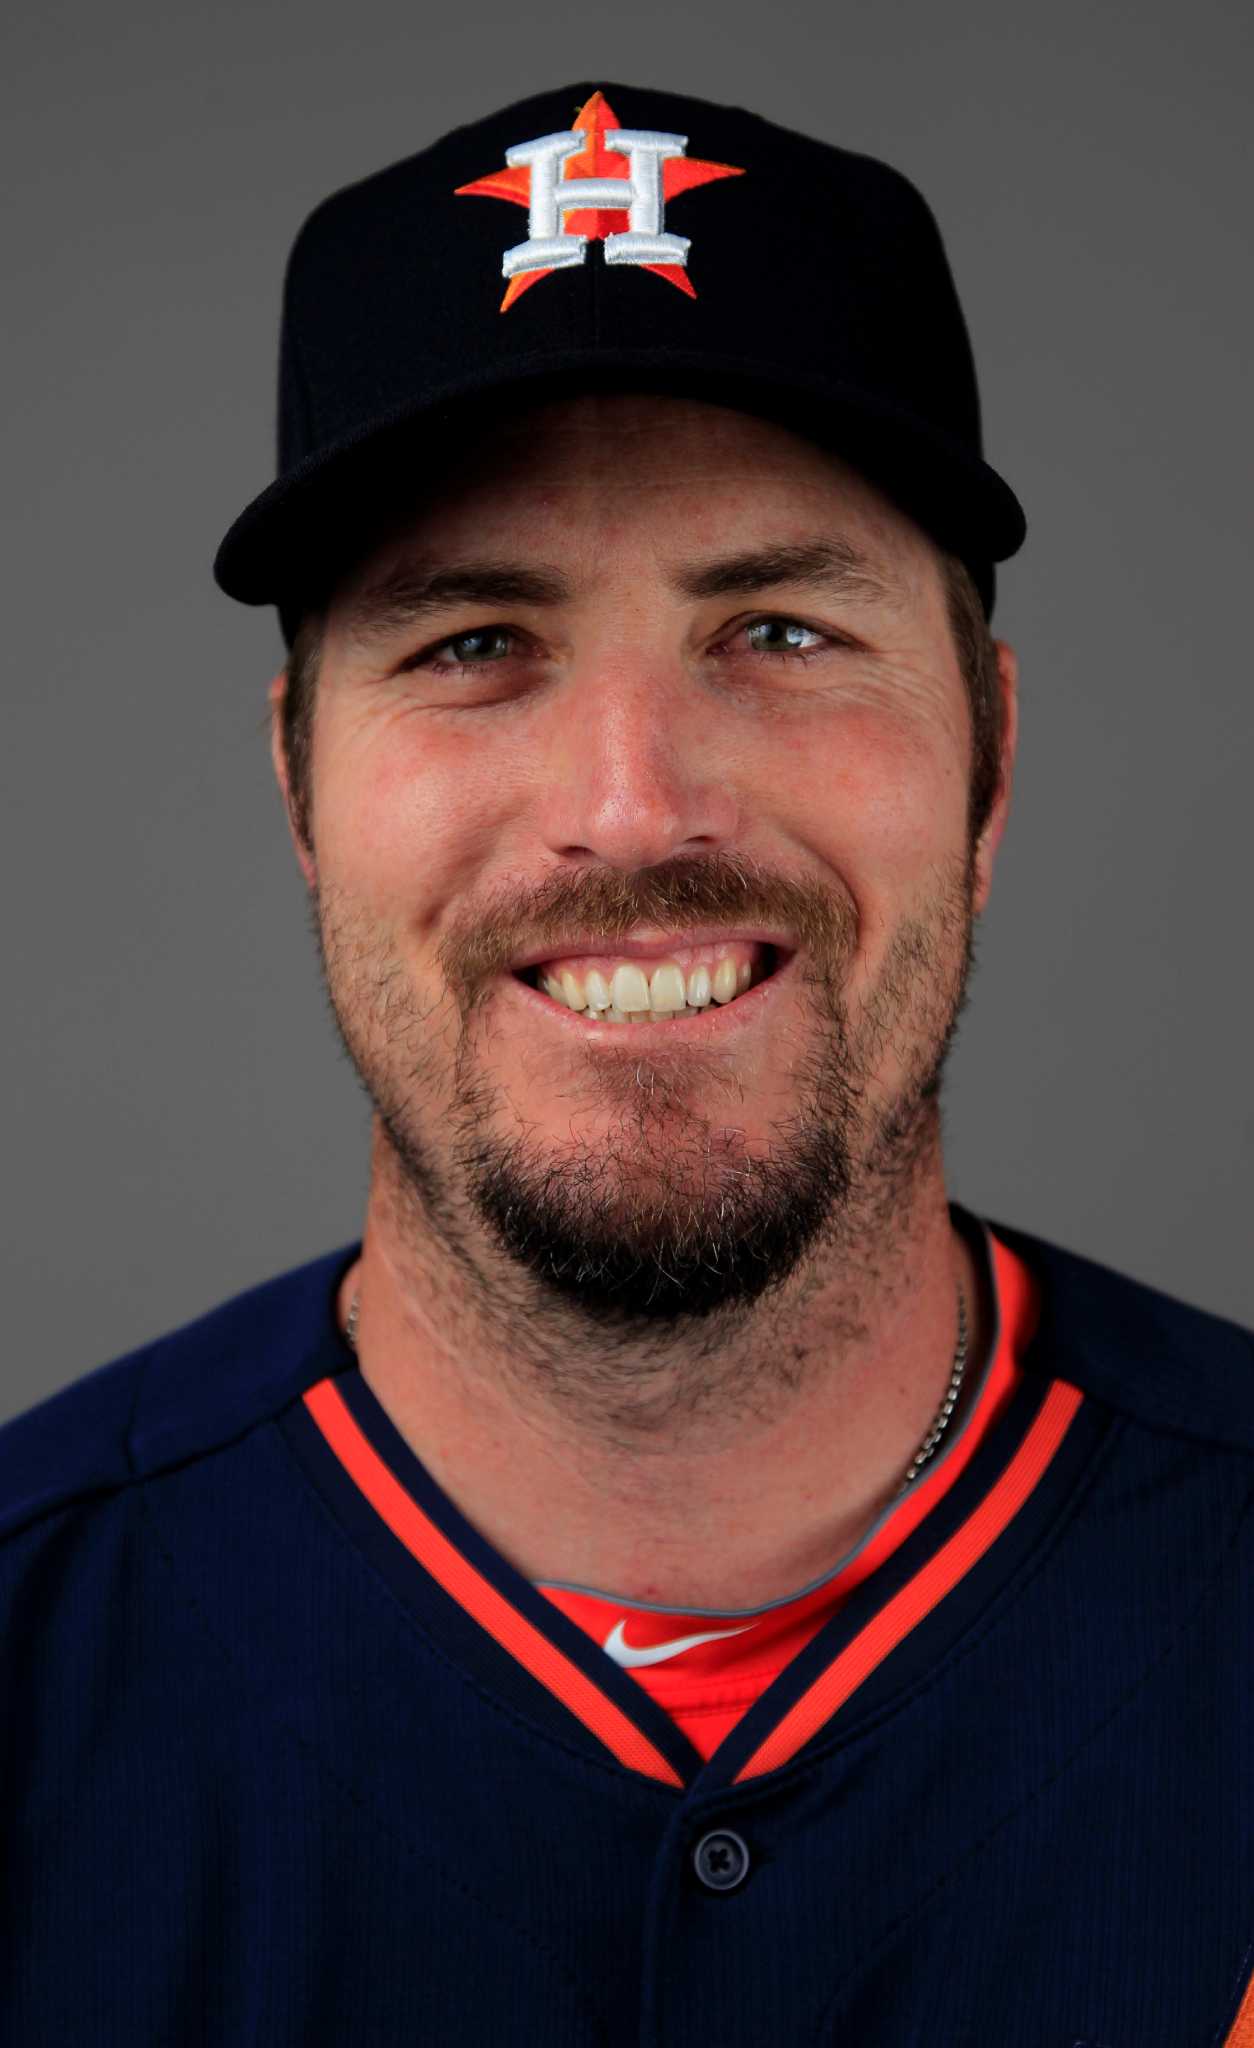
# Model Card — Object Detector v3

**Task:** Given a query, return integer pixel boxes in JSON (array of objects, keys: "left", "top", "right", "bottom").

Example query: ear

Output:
[
  {"left": 268, "top": 667, "right": 318, "bottom": 892},
  {"left": 970, "top": 639, "right": 1019, "bottom": 917}
]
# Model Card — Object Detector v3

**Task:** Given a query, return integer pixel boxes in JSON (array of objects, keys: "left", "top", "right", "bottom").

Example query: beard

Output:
[{"left": 311, "top": 851, "right": 977, "bottom": 1343}]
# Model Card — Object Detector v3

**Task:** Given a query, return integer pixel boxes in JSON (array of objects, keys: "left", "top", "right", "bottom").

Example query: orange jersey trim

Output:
[
  {"left": 1226, "top": 1970, "right": 1254, "bottom": 2046},
  {"left": 733, "top": 1377, "right": 1084, "bottom": 1781},
  {"left": 545, "top": 1229, "right": 1038, "bottom": 1760},
  {"left": 302, "top": 1232, "right": 1083, "bottom": 1788},
  {"left": 302, "top": 1378, "right": 683, "bottom": 1787}
]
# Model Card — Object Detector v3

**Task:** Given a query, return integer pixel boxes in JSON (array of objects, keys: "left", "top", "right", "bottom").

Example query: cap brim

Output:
[{"left": 214, "top": 351, "right": 1025, "bottom": 627}]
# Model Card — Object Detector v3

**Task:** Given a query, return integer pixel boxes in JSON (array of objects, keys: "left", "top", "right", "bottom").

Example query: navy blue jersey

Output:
[{"left": 3, "top": 1211, "right": 1254, "bottom": 2045}]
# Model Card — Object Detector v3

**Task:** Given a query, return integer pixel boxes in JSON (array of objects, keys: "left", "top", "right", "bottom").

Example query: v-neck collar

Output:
[{"left": 277, "top": 1210, "right": 1101, "bottom": 1794}]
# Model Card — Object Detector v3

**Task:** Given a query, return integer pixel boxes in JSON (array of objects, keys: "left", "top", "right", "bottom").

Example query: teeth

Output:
[
  {"left": 593, "top": 1002, "right": 715, "bottom": 1024},
  {"left": 610, "top": 963, "right": 651, "bottom": 1013},
  {"left": 532, "top": 947, "right": 771, "bottom": 1017},
  {"left": 711, "top": 958, "right": 739, "bottom": 1004},
  {"left": 649, "top": 964, "right": 687, "bottom": 1012}
]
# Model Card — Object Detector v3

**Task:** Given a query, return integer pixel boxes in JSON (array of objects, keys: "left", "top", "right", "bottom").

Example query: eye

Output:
[
  {"left": 742, "top": 617, "right": 826, "bottom": 655},
  {"left": 427, "top": 627, "right": 514, "bottom": 667}
]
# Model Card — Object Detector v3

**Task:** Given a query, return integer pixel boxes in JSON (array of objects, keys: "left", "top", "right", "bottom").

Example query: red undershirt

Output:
[{"left": 539, "top": 1229, "right": 1038, "bottom": 1758}]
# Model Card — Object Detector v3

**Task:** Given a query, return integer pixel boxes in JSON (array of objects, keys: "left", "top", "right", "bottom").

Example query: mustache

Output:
[{"left": 438, "top": 853, "right": 856, "bottom": 1008}]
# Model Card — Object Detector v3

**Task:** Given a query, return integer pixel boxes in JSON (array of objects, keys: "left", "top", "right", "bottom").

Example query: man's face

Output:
[{"left": 273, "top": 394, "right": 1014, "bottom": 1332}]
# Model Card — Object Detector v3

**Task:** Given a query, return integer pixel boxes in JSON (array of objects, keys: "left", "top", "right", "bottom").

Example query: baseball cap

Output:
[{"left": 213, "top": 80, "right": 1025, "bottom": 640}]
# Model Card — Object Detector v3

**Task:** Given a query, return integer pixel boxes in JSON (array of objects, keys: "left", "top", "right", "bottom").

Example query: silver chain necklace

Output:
[
  {"left": 894, "top": 1285, "right": 968, "bottom": 1495},
  {"left": 342, "top": 1282, "right": 969, "bottom": 1497}
]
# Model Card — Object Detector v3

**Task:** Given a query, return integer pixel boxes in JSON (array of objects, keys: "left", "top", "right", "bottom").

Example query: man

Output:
[{"left": 3, "top": 81, "right": 1252, "bottom": 2047}]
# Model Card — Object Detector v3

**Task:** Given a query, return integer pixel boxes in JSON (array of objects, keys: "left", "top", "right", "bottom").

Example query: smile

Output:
[{"left": 513, "top": 937, "right": 789, "bottom": 1027}]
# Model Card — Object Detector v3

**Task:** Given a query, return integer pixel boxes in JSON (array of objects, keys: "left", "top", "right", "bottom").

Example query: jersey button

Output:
[{"left": 692, "top": 1828, "right": 751, "bottom": 1893}]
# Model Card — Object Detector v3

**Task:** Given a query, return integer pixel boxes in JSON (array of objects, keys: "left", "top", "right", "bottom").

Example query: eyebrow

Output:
[
  {"left": 341, "top": 534, "right": 898, "bottom": 648},
  {"left": 341, "top": 562, "right": 572, "bottom": 647},
  {"left": 673, "top": 538, "right": 898, "bottom": 607}
]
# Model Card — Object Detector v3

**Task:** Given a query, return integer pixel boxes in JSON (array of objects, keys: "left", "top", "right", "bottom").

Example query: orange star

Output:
[{"left": 456, "top": 90, "right": 744, "bottom": 311}]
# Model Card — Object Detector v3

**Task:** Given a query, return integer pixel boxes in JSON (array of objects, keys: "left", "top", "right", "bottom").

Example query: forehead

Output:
[{"left": 331, "top": 391, "right": 942, "bottom": 614}]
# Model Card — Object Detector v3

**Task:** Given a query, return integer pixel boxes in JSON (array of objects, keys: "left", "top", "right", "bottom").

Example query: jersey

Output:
[
  {"left": 528, "top": 1228, "right": 1027, "bottom": 1759},
  {"left": 3, "top": 1206, "right": 1254, "bottom": 2046}
]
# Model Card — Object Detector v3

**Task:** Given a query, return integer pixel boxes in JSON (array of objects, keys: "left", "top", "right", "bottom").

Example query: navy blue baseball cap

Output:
[{"left": 213, "top": 81, "right": 1025, "bottom": 641}]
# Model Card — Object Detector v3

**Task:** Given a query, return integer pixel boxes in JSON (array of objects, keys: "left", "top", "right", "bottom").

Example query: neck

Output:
[{"left": 335, "top": 1120, "right": 990, "bottom": 1612}]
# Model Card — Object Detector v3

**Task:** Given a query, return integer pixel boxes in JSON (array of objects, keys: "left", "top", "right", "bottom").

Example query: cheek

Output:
[
  {"left": 315, "top": 716, "right": 532, "bottom": 918},
  {"left": 779, "top": 704, "right": 969, "bottom": 881}
]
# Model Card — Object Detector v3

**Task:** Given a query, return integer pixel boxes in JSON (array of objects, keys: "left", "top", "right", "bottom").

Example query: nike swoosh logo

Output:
[{"left": 603, "top": 1619, "right": 756, "bottom": 1668}]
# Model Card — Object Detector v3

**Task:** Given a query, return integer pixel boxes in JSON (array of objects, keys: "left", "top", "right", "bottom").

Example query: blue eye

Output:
[
  {"left": 744, "top": 618, "right": 823, "bottom": 654},
  {"left": 438, "top": 628, "right": 513, "bottom": 664}
]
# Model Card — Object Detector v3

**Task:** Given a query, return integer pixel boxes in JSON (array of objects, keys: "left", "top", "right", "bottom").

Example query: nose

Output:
[{"left": 537, "top": 659, "right": 740, "bottom": 871}]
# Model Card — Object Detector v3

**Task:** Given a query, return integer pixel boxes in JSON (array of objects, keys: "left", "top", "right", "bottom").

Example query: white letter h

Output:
[{"left": 501, "top": 128, "right": 691, "bottom": 280}]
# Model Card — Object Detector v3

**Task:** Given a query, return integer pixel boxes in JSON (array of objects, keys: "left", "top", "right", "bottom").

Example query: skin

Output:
[{"left": 269, "top": 393, "right": 1018, "bottom": 1611}]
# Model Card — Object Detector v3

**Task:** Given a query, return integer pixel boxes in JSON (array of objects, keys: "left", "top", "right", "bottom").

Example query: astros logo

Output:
[{"left": 456, "top": 90, "right": 744, "bottom": 311}]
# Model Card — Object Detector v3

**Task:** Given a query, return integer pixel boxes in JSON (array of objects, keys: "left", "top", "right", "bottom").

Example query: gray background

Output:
[{"left": 4, "top": 0, "right": 1251, "bottom": 1423}]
